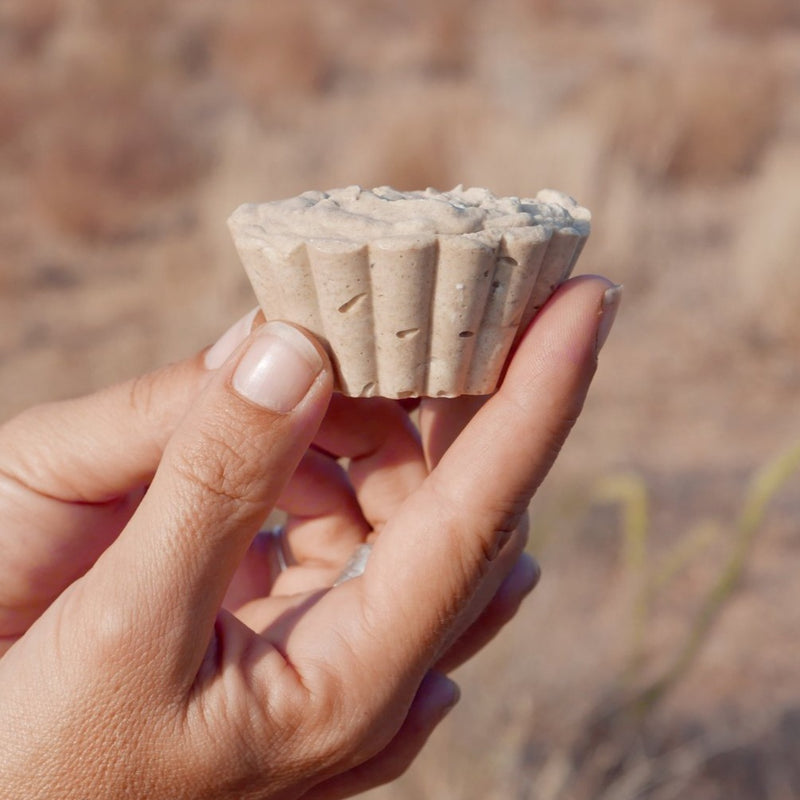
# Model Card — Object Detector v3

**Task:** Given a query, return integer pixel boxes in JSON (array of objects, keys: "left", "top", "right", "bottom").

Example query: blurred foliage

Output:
[{"left": 596, "top": 442, "right": 800, "bottom": 714}]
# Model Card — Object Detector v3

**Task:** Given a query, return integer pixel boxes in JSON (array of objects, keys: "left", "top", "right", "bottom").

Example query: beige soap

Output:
[{"left": 228, "top": 186, "right": 590, "bottom": 398}]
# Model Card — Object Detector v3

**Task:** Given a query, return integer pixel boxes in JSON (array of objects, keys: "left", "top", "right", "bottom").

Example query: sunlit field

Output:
[{"left": 2, "top": 1, "right": 799, "bottom": 796}]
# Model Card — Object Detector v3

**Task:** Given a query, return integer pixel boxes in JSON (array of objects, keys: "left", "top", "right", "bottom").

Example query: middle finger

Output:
[{"left": 313, "top": 395, "right": 429, "bottom": 531}]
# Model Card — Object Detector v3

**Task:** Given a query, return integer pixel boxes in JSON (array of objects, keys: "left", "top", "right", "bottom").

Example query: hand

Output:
[
  {"left": 0, "top": 311, "right": 535, "bottom": 797},
  {"left": 0, "top": 313, "right": 531, "bottom": 667},
  {"left": 0, "top": 275, "right": 619, "bottom": 799}
]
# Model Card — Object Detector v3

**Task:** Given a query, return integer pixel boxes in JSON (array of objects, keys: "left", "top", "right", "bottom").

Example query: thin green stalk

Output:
[
  {"left": 595, "top": 474, "right": 650, "bottom": 680},
  {"left": 633, "top": 441, "right": 800, "bottom": 713}
]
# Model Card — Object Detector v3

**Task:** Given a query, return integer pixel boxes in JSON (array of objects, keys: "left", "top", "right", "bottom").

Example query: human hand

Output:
[
  {"left": 0, "top": 307, "right": 536, "bottom": 797},
  {"left": 0, "top": 275, "right": 619, "bottom": 799},
  {"left": 0, "top": 309, "right": 531, "bottom": 668}
]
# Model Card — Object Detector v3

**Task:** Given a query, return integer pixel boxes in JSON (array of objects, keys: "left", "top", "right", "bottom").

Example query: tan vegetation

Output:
[{"left": 1, "top": 1, "right": 799, "bottom": 796}]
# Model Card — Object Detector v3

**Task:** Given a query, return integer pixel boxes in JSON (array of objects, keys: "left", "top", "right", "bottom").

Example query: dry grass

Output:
[
  {"left": 707, "top": 0, "right": 800, "bottom": 35},
  {"left": 33, "top": 85, "right": 211, "bottom": 240},
  {"left": 733, "top": 141, "right": 800, "bottom": 346},
  {"left": 214, "top": 2, "right": 332, "bottom": 115},
  {"left": 0, "top": 69, "right": 32, "bottom": 156},
  {"left": 2, "top": 1, "right": 800, "bottom": 797},
  {"left": 605, "top": 47, "right": 781, "bottom": 184},
  {"left": 25, "top": 5, "right": 213, "bottom": 240},
  {"left": 0, "top": 0, "right": 61, "bottom": 58}
]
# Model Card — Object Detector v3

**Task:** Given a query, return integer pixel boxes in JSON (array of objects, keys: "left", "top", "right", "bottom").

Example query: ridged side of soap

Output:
[
  {"left": 462, "top": 225, "right": 550, "bottom": 394},
  {"left": 229, "top": 196, "right": 590, "bottom": 398},
  {"left": 370, "top": 236, "right": 438, "bottom": 398},
  {"left": 426, "top": 234, "right": 498, "bottom": 396},
  {"left": 306, "top": 240, "right": 376, "bottom": 396}
]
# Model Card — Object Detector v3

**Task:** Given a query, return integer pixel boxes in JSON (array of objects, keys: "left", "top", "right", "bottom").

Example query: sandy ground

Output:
[{"left": 2, "top": 1, "right": 799, "bottom": 796}]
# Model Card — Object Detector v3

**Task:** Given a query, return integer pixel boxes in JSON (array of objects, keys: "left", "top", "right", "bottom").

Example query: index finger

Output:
[{"left": 330, "top": 275, "right": 620, "bottom": 680}]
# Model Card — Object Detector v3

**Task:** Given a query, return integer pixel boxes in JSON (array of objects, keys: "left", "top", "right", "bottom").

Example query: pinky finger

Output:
[{"left": 301, "top": 672, "right": 460, "bottom": 800}]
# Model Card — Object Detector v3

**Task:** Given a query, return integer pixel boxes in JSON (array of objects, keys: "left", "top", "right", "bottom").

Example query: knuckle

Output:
[
  {"left": 296, "top": 658, "right": 396, "bottom": 769},
  {"left": 125, "top": 364, "right": 194, "bottom": 449},
  {"left": 126, "top": 368, "right": 178, "bottom": 436},
  {"left": 169, "top": 419, "right": 262, "bottom": 512},
  {"left": 425, "top": 477, "right": 480, "bottom": 564},
  {"left": 538, "top": 383, "right": 587, "bottom": 451},
  {"left": 425, "top": 472, "right": 529, "bottom": 580},
  {"left": 547, "top": 404, "right": 583, "bottom": 448},
  {"left": 127, "top": 371, "right": 159, "bottom": 422}
]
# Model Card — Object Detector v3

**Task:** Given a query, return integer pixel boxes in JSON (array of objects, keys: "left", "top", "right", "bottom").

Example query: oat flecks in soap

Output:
[{"left": 229, "top": 186, "right": 591, "bottom": 398}]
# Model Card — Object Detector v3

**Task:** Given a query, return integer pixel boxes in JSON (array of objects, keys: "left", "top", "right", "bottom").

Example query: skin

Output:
[{"left": 0, "top": 274, "right": 618, "bottom": 799}]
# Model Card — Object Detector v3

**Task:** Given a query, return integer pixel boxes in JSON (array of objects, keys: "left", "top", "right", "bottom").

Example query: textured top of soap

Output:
[{"left": 229, "top": 185, "right": 590, "bottom": 249}]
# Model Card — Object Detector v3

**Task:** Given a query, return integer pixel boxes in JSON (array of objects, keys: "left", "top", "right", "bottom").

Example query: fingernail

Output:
[
  {"left": 204, "top": 308, "right": 261, "bottom": 369},
  {"left": 507, "top": 553, "right": 542, "bottom": 599},
  {"left": 233, "top": 321, "right": 323, "bottom": 412},
  {"left": 596, "top": 284, "right": 623, "bottom": 355},
  {"left": 421, "top": 672, "right": 461, "bottom": 720},
  {"left": 438, "top": 682, "right": 460, "bottom": 719}
]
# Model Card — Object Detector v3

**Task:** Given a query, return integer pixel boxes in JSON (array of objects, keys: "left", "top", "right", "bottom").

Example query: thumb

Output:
[{"left": 88, "top": 321, "right": 333, "bottom": 676}]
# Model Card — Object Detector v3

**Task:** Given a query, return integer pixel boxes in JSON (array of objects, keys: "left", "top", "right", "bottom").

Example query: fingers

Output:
[
  {"left": 301, "top": 671, "right": 460, "bottom": 800},
  {"left": 87, "top": 321, "right": 334, "bottom": 675},
  {"left": 0, "top": 360, "right": 201, "bottom": 502},
  {"left": 226, "top": 397, "right": 430, "bottom": 611},
  {"left": 435, "top": 552, "right": 541, "bottom": 673},
  {"left": 278, "top": 448, "right": 370, "bottom": 568},
  {"left": 427, "top": 510, "right": 531, "bottom": 667},
  {"left": 0, "top": 310, "right": 262, "bottom": 641},
  {"left": 313, "top": 395, "right": 428, "bottom": 530},
  {"left": 419, "top": 394, "right": 489, "bottom": 470},
  {"left": 224, "top": 449, "right": 371, "bottom": 611},
  {"left": 320, "top": 276, "right": 620, "bottom": 687},
  {"left": 0, "top": 308, "right": 261, "bottom": 504},
  {"left": 283, "top": 549, "right": 539, "bottom": 797}
]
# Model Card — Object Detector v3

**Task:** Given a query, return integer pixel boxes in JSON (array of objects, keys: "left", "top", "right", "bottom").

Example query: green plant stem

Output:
[
  {"left": 595, "top": 474, "right": 651, "bottom": 680},
  {"left": 633, "top": 442, "right": 800, "bottom": 714}
]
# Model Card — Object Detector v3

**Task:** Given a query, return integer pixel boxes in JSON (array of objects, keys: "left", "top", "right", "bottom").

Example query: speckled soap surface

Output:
[{"left": 229, "top": 186, "right": 590, "bottom": 398}]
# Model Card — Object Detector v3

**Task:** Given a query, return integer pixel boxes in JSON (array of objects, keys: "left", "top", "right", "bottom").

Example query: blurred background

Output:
[{"left": 1, "top": 1, "right": 799, "bottom": 797}]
